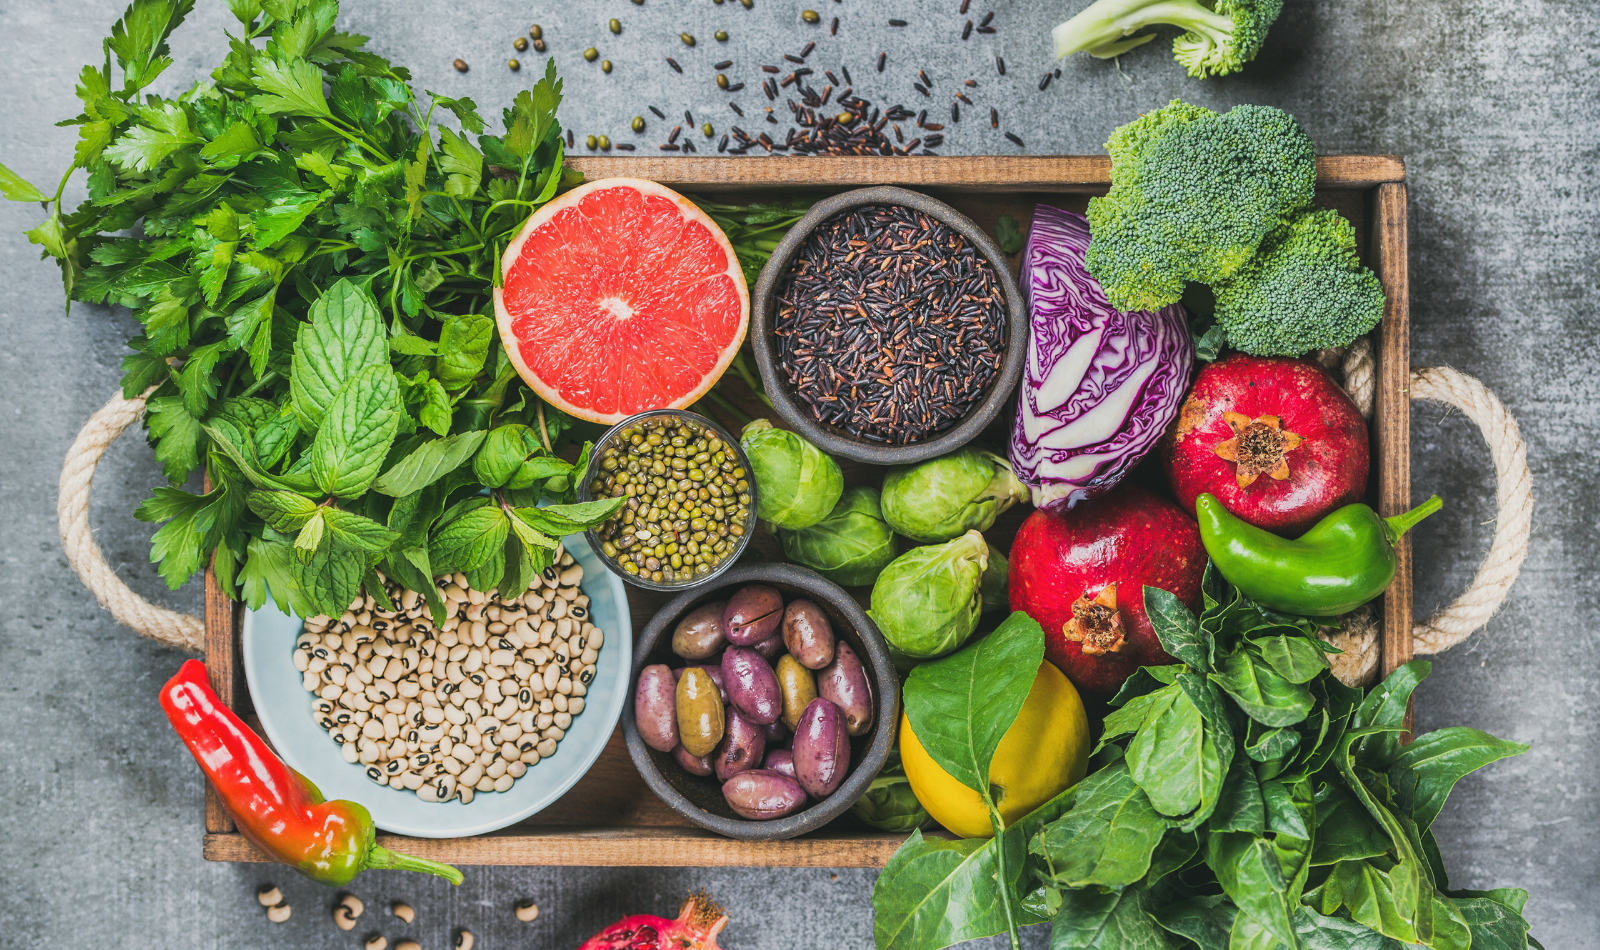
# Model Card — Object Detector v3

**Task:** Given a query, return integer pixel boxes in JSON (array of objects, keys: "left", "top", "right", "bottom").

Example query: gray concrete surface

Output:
[{"left": 0, "top": 1, "right": 1593, "bottom": 947}]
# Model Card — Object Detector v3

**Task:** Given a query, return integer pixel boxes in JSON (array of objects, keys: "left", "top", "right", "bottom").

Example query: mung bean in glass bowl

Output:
[{"left": 579, "top": 409, "right": 758, "bottom": 592}]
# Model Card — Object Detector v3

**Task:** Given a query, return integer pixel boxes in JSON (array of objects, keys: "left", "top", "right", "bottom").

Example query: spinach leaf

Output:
[
  {"left": 1048, "top": 880, "right": 1181, "bottom": 950},
  {"left": 1310, "top": 784, "right": 1392, "bottom": 867},
  {"left": 1387, "top": 727, "right": 1528, "bottom": 830},
  {"left": 1254, "top": 634, "right": 1330, "bottom": 683},
  {"left": 1351, "top": 660, "right": 1430, "bottom": 766},
  {"left": 1031, "top": 759, "right": 1167, "bottom": 888},
  {"left": 1211, "top": 650, "right": 1314, "bottom": 727},
  {"left": 871, "top": 787, "right": 1071, "bottom": 950},
  {"left": 1145, "top": 586, "right": 1209, "bottom": 672},
  {"left": 1446, "top": 894, "right": 1537, "bottom": 950},
  {"left": 902, "top": 612, "right": 1045, "bottom": 796},
  {"left": 1207, "top": 757, "right": 1264, "bottom": 834},
  {"left": 1153, "top": 894, "right": 1235, "bottom": 950},
  {"left": 1125, "top": 684, "right": 1221, "bottom": 819},
  {"left": 1207, "top": 832, "right": 1301, "bottom": 950}
]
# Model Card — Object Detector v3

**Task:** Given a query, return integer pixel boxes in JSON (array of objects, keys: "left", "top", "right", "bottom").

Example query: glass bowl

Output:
[{"left": 577, "top": 408, "right": 758, "bottom": 593}]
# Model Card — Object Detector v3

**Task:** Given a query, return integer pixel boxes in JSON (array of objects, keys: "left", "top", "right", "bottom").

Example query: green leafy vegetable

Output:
[
  {"left": 14, "top": 0, "right": 629, "bottom": 615},
  {"left": 870, "top": 575, "right": 1538, "bottom": 950}
]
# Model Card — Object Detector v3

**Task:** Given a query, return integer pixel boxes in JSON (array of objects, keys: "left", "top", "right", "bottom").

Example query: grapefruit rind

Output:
[{"left": 493, "top": 177, "right": 750, "bottom": 424}]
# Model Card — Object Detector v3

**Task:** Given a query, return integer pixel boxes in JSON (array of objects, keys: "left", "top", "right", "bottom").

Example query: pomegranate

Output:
[
  {"left": 1009, "top": 483, "right": 1206, "bottom": 694},
  {"left": 1161, "top": 354, "right": 1368, "bottom": 536},
  {"left": 577, "top": 892, "right": 729, "bottom": 950}
]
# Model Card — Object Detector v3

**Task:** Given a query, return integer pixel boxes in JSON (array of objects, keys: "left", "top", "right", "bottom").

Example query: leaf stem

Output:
[
  {"left": 986, "top": 799, "right": 1022, "bottom": 950},
  {"left": 317, "top": 118, "right": 392, "bottom": 165}
]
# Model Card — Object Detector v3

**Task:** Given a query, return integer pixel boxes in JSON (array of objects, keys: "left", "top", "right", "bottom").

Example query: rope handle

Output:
[{"left": 58, "top": 347, "right": 1533, "bottom": 668}]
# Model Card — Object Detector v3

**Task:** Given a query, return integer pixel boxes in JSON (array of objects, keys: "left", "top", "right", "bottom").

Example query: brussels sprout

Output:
[
  {"left": 849, "top": 749, "right": 933, "bottom": 832},
  {"left": 740, "top": 419, "right": 844, "bottom": 530},
  {"left": 981, "top": 542, "right": 1009, "bottom": 612},
  {"left": 868, "top": 530, "right": 988, "bottom": 659},
  {"left": 777, "top": 487, "right": 897, "bottom": 586},
  {"left": 880, "top": 448, "right": 1029, "bottom": 543}
]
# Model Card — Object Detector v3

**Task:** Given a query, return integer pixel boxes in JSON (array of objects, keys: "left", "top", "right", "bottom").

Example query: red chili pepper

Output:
[{"left": 160, "top": 659, "right": 462, "bottom": 887}]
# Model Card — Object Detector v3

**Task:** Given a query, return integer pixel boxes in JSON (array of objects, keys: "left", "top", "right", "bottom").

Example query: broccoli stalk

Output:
[
  {"left": 1053, "top": 0, "right": 1283, "bottom": 78},
  {"left": 1213, "top": 208, "right": 1386, "bottom": 356}
]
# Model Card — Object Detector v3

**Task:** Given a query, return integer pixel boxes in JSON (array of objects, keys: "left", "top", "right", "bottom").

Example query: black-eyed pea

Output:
[
  {"left": 267, "top": 903, "right": 292, "bottom": 923},
  {"left": 455, "top": 930, "right": 475, "bottom": 950},
  {"left": 515, "top": 899, "right": 540, "bottom": 922},
  {"left": 365, "top": 934, "right": 388, "bottom": 950},
  {"left": 257, "top": 885, "right": 282, "bottom": 907}
]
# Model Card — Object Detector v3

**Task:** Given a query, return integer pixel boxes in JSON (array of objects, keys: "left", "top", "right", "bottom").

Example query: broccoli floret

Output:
[
  {"left": 1213, "top": 208, "right": 1386, "bottom": 355},
  {"left": 1053, "top": 0, "right": 1283, "bottom": 78},
  {"left": 1085, "top": 100, "right": 1316, "bottom": 312}
]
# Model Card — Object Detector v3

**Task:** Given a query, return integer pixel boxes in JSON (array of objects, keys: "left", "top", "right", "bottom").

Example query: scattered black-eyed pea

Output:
[
  {"left": 257, "top": 885, "right": 282, "bottom": 907},
  {"left": 396, "top": 941, "right": 421, "bottom": 950},
  {"left": 515, "top": 899, "right": 540, "bottom": 922},
  {"left": 365, "top": 936, "right": 388, "bottom": 950},
  {"left": 335, "top": 894, "right": 364, "bottom": 930},
  {"left": 455, "top": 930, "right": 475, "bottom": 950},
  {"left": 391, "top": 901, "right": 415, "bottom": 924},
  {"left": 267, "top": 903, "right": 293, "bottom": 923}
]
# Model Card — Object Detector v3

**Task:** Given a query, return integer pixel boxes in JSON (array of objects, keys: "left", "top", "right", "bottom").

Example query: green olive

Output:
[
  {"left": 776, "top": 654, "right": 818, "bottom": 732},
  {"left": 676, "top": 667, "right": 724, "bottom": 756}
]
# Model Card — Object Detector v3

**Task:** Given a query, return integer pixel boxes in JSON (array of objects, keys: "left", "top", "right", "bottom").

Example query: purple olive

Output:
[
  {"left": 792, "top": 697, "right": 851, "bottom": 798},
  {"left": 673, "top": 743, "right": 715, "bottom": 777},
  {"left": 671, "top": 601, "right": 728, "bottom": 661},
  {"left": 751, "top": 630, "right": 786, "bottom": 662},
  {"left": 721, "top": 646, "right": 782, "bottom": 725},
  {"left": 723, "top": 584, "right": 784, "bottom": 645},
  {"left": 722, "top": 769, "right": 808, "bottom": 820},
  {"left": 674, "top": 664, "right": 728, "bottom": 703},
  {"left": 818, "top": 640, "right": 875, "bottom": 736},
  {"left": 761, "top": 717, "right": 790, "bottom": 746},
  {"left": 713, "top": 708, "right": 767, "bottom": 782},
  {"left": 782, "top": 599, "right": 837, "bottom": 670},
  {"left": 634, "top": 664, "right": 678, "bottom": 752},
  {"left": 762, "top": 748, "right": 797, "bottom": 780}
]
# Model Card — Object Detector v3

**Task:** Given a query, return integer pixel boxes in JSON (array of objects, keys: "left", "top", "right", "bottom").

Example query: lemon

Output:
[{"left": 900, "top": 662, "right": 1091, "bottom": 838}]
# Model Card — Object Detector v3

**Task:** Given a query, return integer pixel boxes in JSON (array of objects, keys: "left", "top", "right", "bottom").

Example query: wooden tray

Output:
[{"left": 202, "top": 156, "right": 1411, "bottom": 869}]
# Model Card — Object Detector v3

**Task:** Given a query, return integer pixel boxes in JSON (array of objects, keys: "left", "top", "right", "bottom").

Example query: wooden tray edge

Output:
[{"left": 201, "top": 163, "right": 1413, "bottom": 867}]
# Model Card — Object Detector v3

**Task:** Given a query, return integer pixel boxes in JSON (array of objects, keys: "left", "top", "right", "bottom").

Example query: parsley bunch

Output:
[{"left": 6, "top": 0, "right": 622, "bottom": 620}]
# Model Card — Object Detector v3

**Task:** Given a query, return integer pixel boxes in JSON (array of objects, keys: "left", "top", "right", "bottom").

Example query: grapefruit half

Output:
[{"left": 494, "top": 177, "right": 750, "bottom": 424}]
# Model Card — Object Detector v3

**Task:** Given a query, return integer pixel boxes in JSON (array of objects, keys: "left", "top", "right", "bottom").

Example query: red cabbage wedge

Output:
[{"left": 1009, "top": 206, "right": 1193, "bottom": 511}]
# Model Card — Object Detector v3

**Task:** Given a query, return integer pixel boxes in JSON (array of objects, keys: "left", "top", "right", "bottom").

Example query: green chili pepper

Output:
[{"left": 1195, "top": 492, "right": 1443, "bottom": 616}]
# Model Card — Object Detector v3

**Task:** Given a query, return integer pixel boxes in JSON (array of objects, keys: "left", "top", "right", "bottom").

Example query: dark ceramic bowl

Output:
[
  {"left": 623, "top": 563, "right": 900, "bottom": 840},
  {"left": 576, "top": 409, "right": 758, "bottom": 594},
  {"left": 750, "top": 185, "right": 1027, "bottom": 465}
]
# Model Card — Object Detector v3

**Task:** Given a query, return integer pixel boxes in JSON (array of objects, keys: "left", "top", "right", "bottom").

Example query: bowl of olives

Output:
[
  {"left": 578, "top": 409, "right": 758, "bottom": 591},
  {"left": 623, "top": 563, "right": 900, "bottom": 840}
]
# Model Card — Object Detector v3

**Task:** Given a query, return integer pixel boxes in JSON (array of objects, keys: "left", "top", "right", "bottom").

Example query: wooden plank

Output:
[
  {"left": 1371, "top": 182, "right": 1414, "bottom": 734},
  {"left": 564, "top": 155, "right": 1404, "bottom": 192},
  {"left": 204, "top": 828, "right": 910, "bottom": 868},
  {"left": 203, "top": 557, "right": 236, "bottom": 835}
]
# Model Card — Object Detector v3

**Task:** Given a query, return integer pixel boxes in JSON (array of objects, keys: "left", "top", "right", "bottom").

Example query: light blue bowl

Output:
[{"left": 242, "top": 535, "right": 632, "bottom": 838}]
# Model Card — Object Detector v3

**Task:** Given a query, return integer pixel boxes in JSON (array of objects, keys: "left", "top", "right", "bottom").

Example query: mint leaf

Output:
[
  {"left": 434, "top": 312, "right": 494, "bottom": 389},
  {"left": 430, "top": 506, "right": 510, "bottom": 575},
  {"left": 292, "top": 535, "right": 365, "bottom": 617},
  {"left": 294, "top": 508, "right": 326, "bottom": 562},
  {"left": 289, "top": 278, "right": 387, "bottom": 430},
  {"left": 322, "top": 507, "right": 400, "bottom": 552},
  {"left": 309, "top": 365, "right": 401, "bottom": 497},
  {"left": 247, "top": 489, "right": 319, "bottom": 532},
  {"left": 0, "top": 161, "right": 48, "bottom": 202},
  {"left": 373, "top": 430, "right": 487, "bottom": 496},
  {"left": 419, "top": 377, "right": 452, "bottom": 435},
  {"left": 512, "top": 498, "right": 627, "bottom": 536}
]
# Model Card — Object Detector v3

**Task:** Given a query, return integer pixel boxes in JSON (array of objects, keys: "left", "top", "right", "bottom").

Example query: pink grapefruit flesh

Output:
[{"left": 494, "top": 177, "right": 750, "bottom": 424}]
